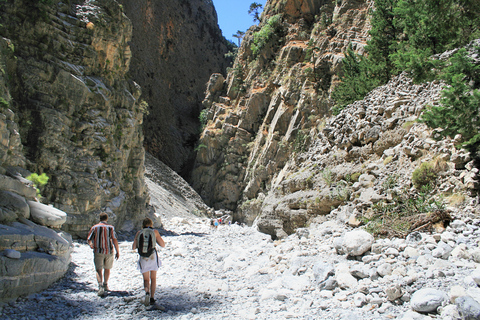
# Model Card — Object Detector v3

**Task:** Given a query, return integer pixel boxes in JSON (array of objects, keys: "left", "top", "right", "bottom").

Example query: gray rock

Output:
[
  {"left": 406, "top": 232, "right": 422, "bottom": 243},
  {"left": 470, "top": 269, "right": 480, "bottom": 286},
  {"left": 386, "top": 284, "right": 404, "bottom": 301},
  {"left": 313, "top": 262, "right": 335, "bottom": 285},
  {"left": 0, "top": 190, "right": 30, "bottom": 223},
  {"left": 377, "top": 263, "right": 393, "bottom": 277},
  {"left": 471, "top": 248, "right": 480, "bottom": 263},
  {"left": 455, "top": 296, "right": 480, "bottom": 320},
  {"left": 4, "top": 249, "right": 21, "bottom": 259},
  {"left": 410, "top": 288, "right": 448, "bottom": 313},
  {"left": 342, "top": 229, "right": 374, "bottom": 256},
  {"left": 432, "top": 241, "right": 453, "bottom": 259},
  {"left": 350, "top": 264, "right": 370, "bottom": 279},
  {"left": 27, "top": 201, "right": 67, "bottom": 228}
]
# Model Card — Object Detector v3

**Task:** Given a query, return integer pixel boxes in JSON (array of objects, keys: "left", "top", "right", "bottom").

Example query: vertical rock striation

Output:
[
  {"left": 192, "top": 0, "right": 479, "bottom": 239},
  {"left": 192, "top": 0, "right": 371, "bottom": 218},
  {"left": 0, "top": 0, "right": 149, "bottom": 238}
]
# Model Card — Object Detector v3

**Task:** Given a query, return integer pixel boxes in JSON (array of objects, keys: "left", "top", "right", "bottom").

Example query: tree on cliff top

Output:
[{"left": 249, "top": 2, "right": 263, "bottom": 23}]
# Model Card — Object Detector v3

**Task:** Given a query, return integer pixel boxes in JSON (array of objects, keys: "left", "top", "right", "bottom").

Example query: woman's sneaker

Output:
[
  {"left": 103, "top": 283, "right": 109, "bottom": 292},
  {"left": 150, "top": 297, "right": 155, "bottom": 305},
  {"left": 144, "top": 293, "right": 150, "bottom": 306}
]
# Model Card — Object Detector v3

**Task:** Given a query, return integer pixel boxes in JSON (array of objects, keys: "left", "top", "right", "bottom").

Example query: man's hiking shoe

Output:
[
  {"left": 97, "top": 286, "right": 105, "bottom": 297},
  {"left": 144, "top": 293, "right": 150, "bottom": 306},
  {"left": 150, "top": 297, "right": 155, "bottom": 305}
]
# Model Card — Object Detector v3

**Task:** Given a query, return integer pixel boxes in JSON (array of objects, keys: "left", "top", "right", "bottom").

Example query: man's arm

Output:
[
  {"left": 113, "top": 238, "right": 120, "bottom": 260},
  {"left": 87, "top": 228, "right": 94, "bottom": 249}
]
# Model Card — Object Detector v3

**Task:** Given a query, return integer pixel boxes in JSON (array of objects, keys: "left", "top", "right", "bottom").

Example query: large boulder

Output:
[
  {"left": 0, "top": 190, "right": 30, "bottom": 223},
  {"left": 28, "top": 201, "right": 67, "bottom": 228},
  {"left": 0, "top": 218, "right": 72, "bottom": 301}
]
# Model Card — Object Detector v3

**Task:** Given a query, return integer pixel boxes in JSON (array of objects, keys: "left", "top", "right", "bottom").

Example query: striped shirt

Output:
[{"left": 87, "top": 222, "right": 117, "bottom": 254}]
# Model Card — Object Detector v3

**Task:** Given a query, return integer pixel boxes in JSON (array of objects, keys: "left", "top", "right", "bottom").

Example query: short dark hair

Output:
[
  {"left": 99, "top": 212, "right": 108, "bottom": 221},
  {"left": 142, "top": 217, "right": 153, "bottom": 228}
]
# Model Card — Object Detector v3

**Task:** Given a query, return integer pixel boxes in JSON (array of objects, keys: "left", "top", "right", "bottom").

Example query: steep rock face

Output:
[
  {"left": 192, "top": 0, "right": 371, "bottom": 213},
  {"left": 192, "top": 0, "right": 479, "bottom": 239},
  {"left": 0, "top": 0, "right": 148, "bottom": 238},
  {"left": 117, "top": 0, "right": 231, "bottom": 177}
]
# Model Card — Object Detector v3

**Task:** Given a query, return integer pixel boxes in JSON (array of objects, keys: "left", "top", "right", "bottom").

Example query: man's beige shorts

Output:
[{"left": 94, "top": 252, "right": 114, "bottom": 270}]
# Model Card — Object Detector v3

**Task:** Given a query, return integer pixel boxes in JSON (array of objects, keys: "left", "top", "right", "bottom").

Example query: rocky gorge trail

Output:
[{"left": 1, "top": 209, "right": 480, "bottom": 320}]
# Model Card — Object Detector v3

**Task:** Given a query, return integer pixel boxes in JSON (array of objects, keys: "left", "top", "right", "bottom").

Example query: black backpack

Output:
[{"left": 137, "top": 228, "right": 156, "bottom": 257}]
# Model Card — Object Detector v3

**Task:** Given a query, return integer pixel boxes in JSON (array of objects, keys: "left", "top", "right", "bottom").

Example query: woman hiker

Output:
[{"left": 132, "top": 217, "right": 165, "bottom": 306}]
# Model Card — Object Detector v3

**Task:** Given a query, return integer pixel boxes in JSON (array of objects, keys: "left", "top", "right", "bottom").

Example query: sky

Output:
[{"left": 212, "top": 0, "right": 267, "bottom": 45}]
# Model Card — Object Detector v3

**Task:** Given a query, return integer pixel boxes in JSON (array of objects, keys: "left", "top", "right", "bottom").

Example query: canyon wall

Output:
[
  {"left": 0, "top": 0, "right": 149, "bottom": 238},
  {"left": 117, "top": 0, "right": 231, "bottom": 178}
]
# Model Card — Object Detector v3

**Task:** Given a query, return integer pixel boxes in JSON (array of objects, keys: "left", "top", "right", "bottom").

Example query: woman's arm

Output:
[{"left": 155, "top": 230, "right": 165, "bottom": 248}]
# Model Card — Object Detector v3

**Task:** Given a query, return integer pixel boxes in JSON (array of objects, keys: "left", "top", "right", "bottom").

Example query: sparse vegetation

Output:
[
  {"left": 412, "top": 162, "right": 437, "bottom": 189},
  {"left": 199, "top": 109, "right": 209, "bottom": 132},
  {"left": 26, "top": 173, "right": 49, "bottom": 199},
  {"left": 251, "top": 14, "right": 282, "bottom": 57},
  {"left": 363, "top": 184, "right": 447, "bottom": 238},
  {"left": 321, "top": 168, "right": 334, "bottom": 187}
]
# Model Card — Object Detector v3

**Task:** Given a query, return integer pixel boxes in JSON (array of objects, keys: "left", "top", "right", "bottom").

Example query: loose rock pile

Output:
[{"left": 1, "top": 212, "right": 479, "bottom": 319}]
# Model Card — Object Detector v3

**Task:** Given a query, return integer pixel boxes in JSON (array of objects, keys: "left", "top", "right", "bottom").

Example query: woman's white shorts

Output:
[{"left": 137, "top": 251, "right": 161, "bottom": 273}]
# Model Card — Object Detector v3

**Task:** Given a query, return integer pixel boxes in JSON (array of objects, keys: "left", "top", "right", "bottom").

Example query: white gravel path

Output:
[{"left": 1, "top": 215, "right": 479, "bottom": 320}]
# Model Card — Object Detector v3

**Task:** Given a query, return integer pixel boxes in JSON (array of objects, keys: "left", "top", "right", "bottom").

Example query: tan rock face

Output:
[
  {"left": 192, "top": 0, "right": 479, "bottom": 240},
  {"left": 266, "top": 0, "right": 326, "bottom": 19},
  {"left": 191, "top": 0, "right": 371, "bottom": 234},
  {"left": 0, "top": 0, "right": 148, "bottom": 237}
]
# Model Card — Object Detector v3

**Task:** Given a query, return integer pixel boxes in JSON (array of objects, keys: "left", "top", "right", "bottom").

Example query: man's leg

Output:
[
  {"left": 104, "top": 269, "right": 110, "bottom": 284},
  {"left": 96, "top": 268, "right": 105, "bottom": 296},
  {"left": 96, "top": 268, "right": 103, "bottom": 285},
  {"left": 102, "top": 254, "right": 114, "bottom": 291}
]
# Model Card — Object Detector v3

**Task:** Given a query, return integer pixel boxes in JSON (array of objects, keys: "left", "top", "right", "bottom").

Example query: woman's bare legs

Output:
[
  {"left": 142, "top": 271, "right": 150, "bottom": 294},
  {"left": 150, "top": 270, "right": 157, "bottom": 298}
]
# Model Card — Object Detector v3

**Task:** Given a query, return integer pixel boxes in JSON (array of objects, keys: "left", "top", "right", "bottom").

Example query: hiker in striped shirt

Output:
[{"left": 87, "top": 212, "right": 120, "bottom": 296}]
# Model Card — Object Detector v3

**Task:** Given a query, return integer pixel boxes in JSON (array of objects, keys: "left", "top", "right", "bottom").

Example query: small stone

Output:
[
  {"left": 410, "top": 288, "right": 448, "bottom": 313},
  {"left": 449, "top": 285, "right": 466, "bottom": 304},
  {"left": 4, "top": 249, "right": 21, "bottom": 259},
  {"left": 471, "top": 270, "right": 480, "bottom": 287},
  {"left": 385, "top": 284, "right": 404, "bottom": 301}
]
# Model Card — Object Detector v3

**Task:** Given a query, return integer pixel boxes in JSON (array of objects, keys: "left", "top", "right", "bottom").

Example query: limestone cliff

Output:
[
  {"left": 0, "top": 0, "right": 148, "bottom": 238},
  {"left": 192, "top": 0, "right": 372, "bottom": 215},
  {"left": 117, "top": 0, "right": 231, "bottom": 178},
  {"left": 192, "top": 0, "right": 479, "bottom": 239}
]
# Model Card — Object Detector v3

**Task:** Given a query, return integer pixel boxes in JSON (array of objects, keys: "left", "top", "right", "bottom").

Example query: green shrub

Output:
[
  {"left": 199, "top": 109, "right": 209, "bottom": 131},
  {"left": 26, "top": 173, "right": 49, "bottom": 198},
  {"left": 350, "top": 172, "right": 361, "bottom": 183},
  {"left": 251, "top": 14, "right": 282, "bottom": 56},
  {"left": 362, "top": 184, "right": 445, "bottom": 238},
  {"left": 412, "top": 162, "right": 437, "bottom": 189}
]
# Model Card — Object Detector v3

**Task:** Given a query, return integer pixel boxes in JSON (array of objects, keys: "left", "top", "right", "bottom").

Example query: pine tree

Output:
[
  {"left": 420, "top": 48, "right": 480, "bottom": 149},
  {"left": 365, "top": 0, "right": 399, "bottom": 82},
  {"left": 392, "top": 0, "right": 480, "bottom": 82},
  {"left": 331, "top": 44, "right": 383, "bottom": 113}
]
